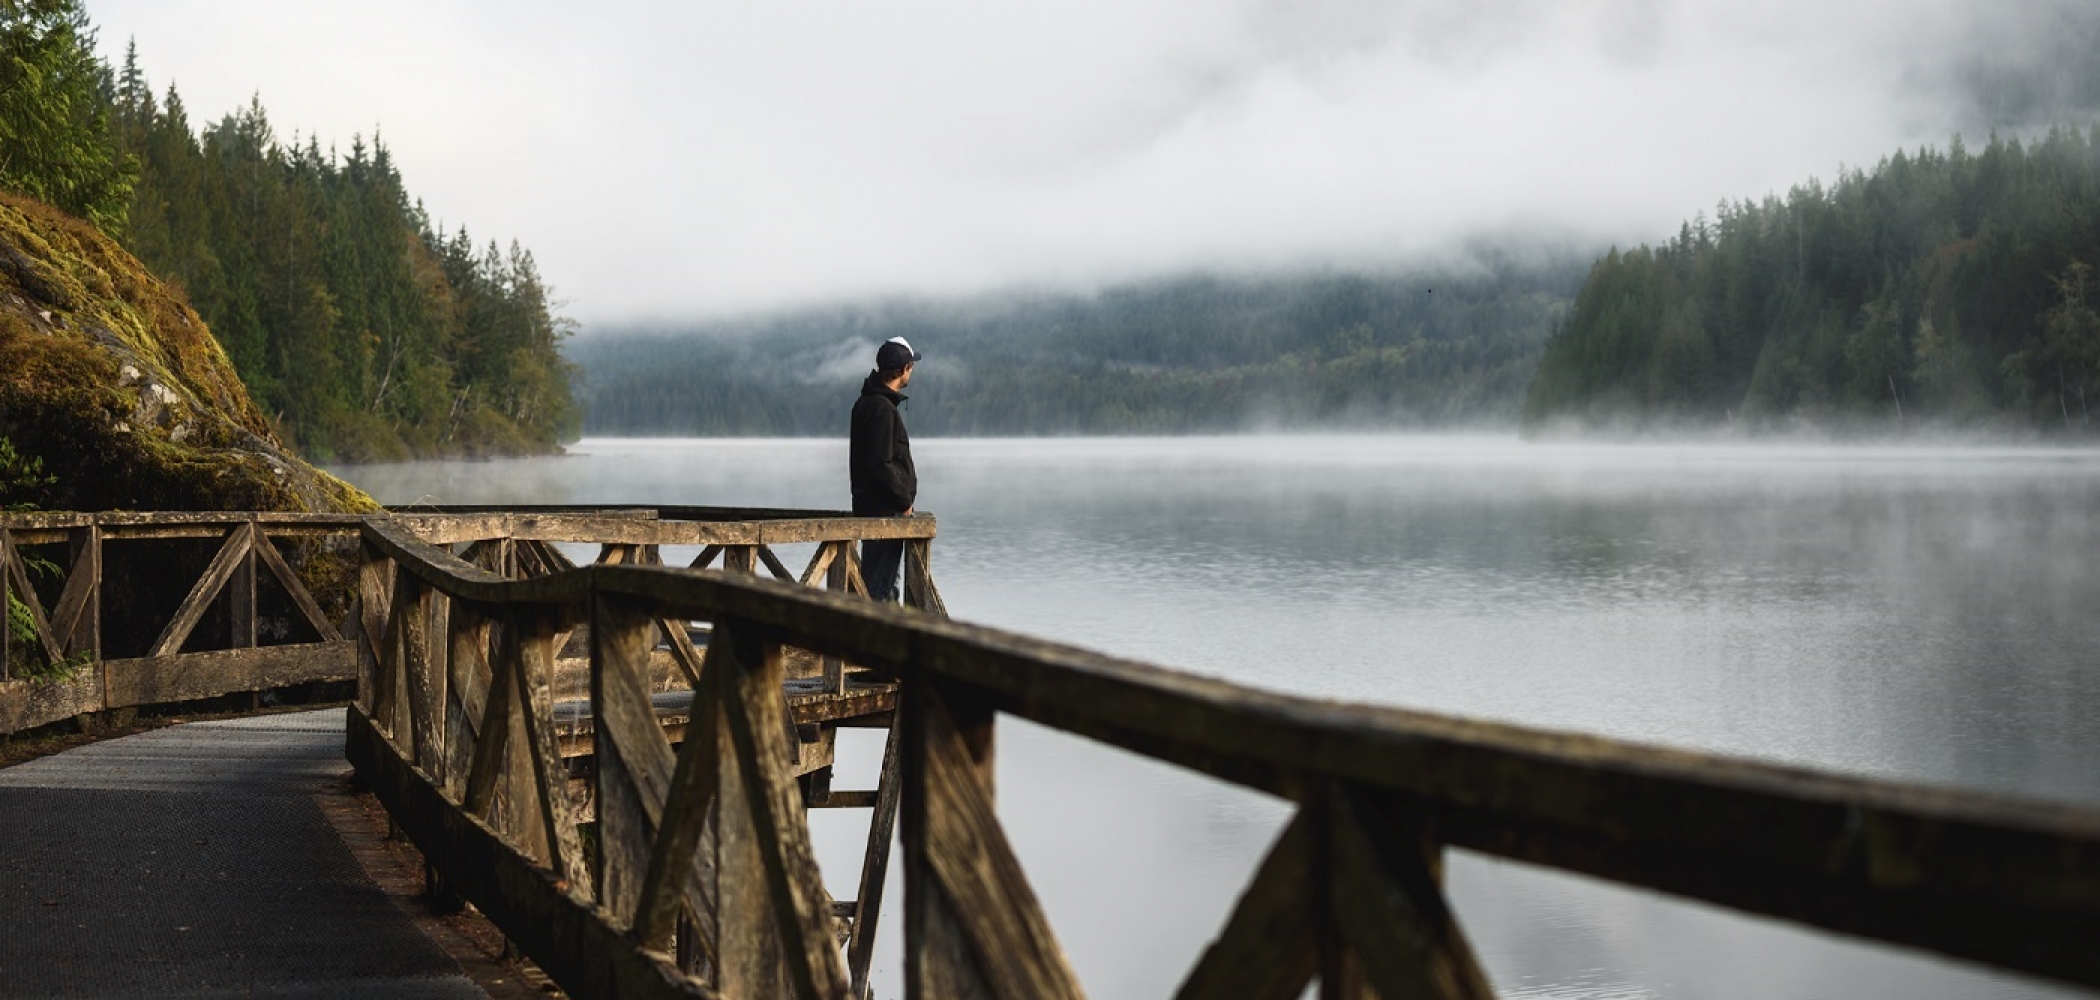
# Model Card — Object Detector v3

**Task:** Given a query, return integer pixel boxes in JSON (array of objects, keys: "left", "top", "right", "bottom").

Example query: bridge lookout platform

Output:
[{"left": 4, "top": 505, "right": 2100, "bottom": 1000}]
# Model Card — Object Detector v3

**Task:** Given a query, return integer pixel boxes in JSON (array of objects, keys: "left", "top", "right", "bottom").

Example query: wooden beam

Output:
[
  {"left": 2, "top": 530, "right": 64, "bottom": 669},
  {"left": 589, "top": 594, "right": 679, "bottom": 931},
  {"left": 631, "top": 645, "right": 724, "bottom": 953},
  {"left": 346, "top": 709, "right": 716, "bottom": 1000},
  {"left": 357, "top": 515, "right": 2100, "bottom": 990},
  {"left": 463, "top": 626, "right": 518, "bottom": 822},
  {"left": 1322, "top": 788, "right": 1492, "bottom": 1000},
  {"left": 904, "top": 539, "right": 946, "bottom": 617},
  {"left": 47, "top": 526, "right": 100, "bottom": 658},
  {"left": 102, "top": 642, "right": 354, "bottom": 708},
  {"left": 254, "top": 530, "right": 344, "bottom": 642},
  {"left": 405, "top": 582, "right": 447, "bottom": 783},
  {"left": 659, "top": 617, "right": 706, "bottom": 690},
  {"left": 231, "top": 518, "right": 257, "bottom": 649},
  {"left": 444, "top": 604, "right": 491, "bottom": 798},
  {"left": 513, "top": 610, "right": 593, "bottom": 899},
  {"left": 357, "top": 551, "right": 396, "bottom": 687},
  {"left": 713, "top": 620, "right": 850, "bottom": 998},
  {"left": 1175, "top": 811, "right": 1318, "bottom": 1000},
  {"left": 0, "top": 673, "right": 104, "bottom": 735},
  {"left": 847, "top": 717, "right": 904, "bottom": 999},
  {"left": 905, "top": 679, "right": 1080, "bottom": 1000},
  {"left": 148, "top": 523, "right": 255, "bottom": 658},
  {"left": 756, "top": 545, "right": 796, "bottom": 583},
  {"left": 799, "top": 542, "right": 838, "bottom": 587}
]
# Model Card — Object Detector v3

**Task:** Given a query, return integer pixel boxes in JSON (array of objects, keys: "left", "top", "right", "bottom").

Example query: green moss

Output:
[{"left": 0, "top": 192, "right": 377, "bottom": 514}]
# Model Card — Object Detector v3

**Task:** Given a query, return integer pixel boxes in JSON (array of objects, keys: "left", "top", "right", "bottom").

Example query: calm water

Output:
[{"left": 338, "top": 436, "right": 2100, "bottom": 1000}]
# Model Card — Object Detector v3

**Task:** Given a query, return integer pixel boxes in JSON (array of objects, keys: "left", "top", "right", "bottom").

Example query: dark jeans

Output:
[{"left": 861, "top": 537, "right": 905, "bottom": 604}]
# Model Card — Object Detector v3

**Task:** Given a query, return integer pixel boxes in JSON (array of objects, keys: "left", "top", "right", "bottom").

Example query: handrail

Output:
[
  {"left": 1, "top": 511, "right": 364, "bottom": 733},
  {"left": 349, "top": 513, "right": 2100, "bottom": 1000},
  {"left": 0, "top": 508, "right": 938, "bottom": 737}
]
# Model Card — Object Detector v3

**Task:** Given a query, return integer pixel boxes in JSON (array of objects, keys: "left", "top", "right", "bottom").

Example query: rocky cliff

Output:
[{"left": 0, "top": 193, "right": 375, "bottom": 513}]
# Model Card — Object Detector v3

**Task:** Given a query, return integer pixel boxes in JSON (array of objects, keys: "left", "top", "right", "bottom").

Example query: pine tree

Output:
[{"left": 0, "top": 0, "right": 134, "bottom": 229}]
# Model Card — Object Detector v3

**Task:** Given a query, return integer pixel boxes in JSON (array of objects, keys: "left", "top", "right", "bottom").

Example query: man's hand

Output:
[{"left": 903, "top": 506, "right": 915, "bottom": 516}]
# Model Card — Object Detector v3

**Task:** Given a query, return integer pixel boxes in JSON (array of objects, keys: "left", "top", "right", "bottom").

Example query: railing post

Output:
[
  {"left": 589, "top": 590, "right": 670, "bottom": 930},
  {"left": 903, "top": 538, "right": 946, "bottom": 617},
  {"left": 231, "top": 517, "right": 257, "bottom": 650},
  {"left": 1, "top": 528, "right": 12, "bottom": 683},
  {"left": 67, "top": 524, "right": 101, "bottom": 664},
  {"left": 355, "top": 540, "right": 396, "bottom": 716}
]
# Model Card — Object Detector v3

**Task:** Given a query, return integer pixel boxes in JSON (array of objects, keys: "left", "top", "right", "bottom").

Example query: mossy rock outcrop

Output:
[{"left": 0, "top": 192, "right": 375, "bottom": 513}]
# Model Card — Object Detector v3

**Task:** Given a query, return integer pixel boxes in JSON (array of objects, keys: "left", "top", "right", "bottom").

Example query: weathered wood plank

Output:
[
  {"left": 1174, "top": 811, "right": 1318, "bottom": 1000},
  {"left": 721, "top": 546, "right": 755, "bottom": 575},
  {"left": 1, "top": 532, "right": 12, "bottom": 680},
  {"left": 590, "top": 595, "right": 676, "bottom": 930},
  {"left": 713, "top": 621, "right": 850, "bottom": 999},
  {"left": 513, "top": 611, "right": 593, "bottom": 899},
  {"left": 632, "top": 650, "right": 724, "bottom": 953},
  {"left": 800, "top": 542, "right": 838, "bottom": 587},
  {"left": 713, "top": 630, "right": 788, "bottom": 998},
  {"left": 2, "top": 531, "right": 65, "bottom": 669},
  {"left": 904, "top": 539, "right": 947, "bottom": 617},
  {"left": 1323, "top": 788, "right": 1492, "bottom": 1000},
  {"left": 148, "top": 523, "right": 255, "bottom": 658},
  {"left": 496, "top": 515, "right": 935, "bottom": 547},
  {"left": 346, "top": 709, "right": 716, "bottom": 1000},
  {"left": 820, "top": 543, "right": 847, "bottom": 694},
  {"left": 846, "top": 717, "right": 903, "bottom": 999},
  {"left": 382, "top": 569, "right": 419, "bottom": 742},
  {"left": 0, "top": 673, "right": 104, "bottom": 735},
  {"left": 908, "top": 681, "right": 1082, "bottom": 1000},
  {"left": 757, "top": 545, "right": 796, "bottom": 583},
  {"left": 102, "top": 641, "right": 355, "bottom": 707},
  {"left": 254, "top": 530, "right": 344, "bottom": 642},
  {"left": 463, "top": 625, "right": 518, "bottom": 822},
  {"left": 661, "top": 617, "right": 706, "bottom": 690},
  {"left": 903, "top": 677, "right": 1000, "bottom": 1000},
  {"left": 231, "top": 520, "right": 257, "bottom": 649},
  {"left": 406, "top": 583, "right": 447, "bottom": 783},
  {"left": 354, "top": 513, "right": 2100, "bottom": 991},
  {"left": 358, "top": 552, "right": 396, "bottom": 683},
  {"left": 47, "top": 526, "right": 99, "bottom": 657}
]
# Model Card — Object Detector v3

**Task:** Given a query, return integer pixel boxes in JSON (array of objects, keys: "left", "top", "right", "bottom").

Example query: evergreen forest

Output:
[
  {"left": 574, "top": 262, "right": 1586, "bottom": 436},
  {"left": 1, "top": 2, "right": 579, "bottom": 460},
  {"left": 1524, "top": 129, "right": 2100, "bottom": 433}
]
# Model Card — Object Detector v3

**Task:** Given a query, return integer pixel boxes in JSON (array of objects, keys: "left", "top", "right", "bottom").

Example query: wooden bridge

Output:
[{"left": 3, "top": 506, "right": 2100, "bottom": 999}]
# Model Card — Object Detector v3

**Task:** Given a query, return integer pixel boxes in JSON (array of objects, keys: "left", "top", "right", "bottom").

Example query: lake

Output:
[{"left": 336, "top": 435, "right": 2100, "bottom": 1000}]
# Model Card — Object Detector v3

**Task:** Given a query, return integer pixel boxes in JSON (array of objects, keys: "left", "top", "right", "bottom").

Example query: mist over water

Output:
[{"left": 338, "top": 436, "right": 2100, "bottom": 1000}]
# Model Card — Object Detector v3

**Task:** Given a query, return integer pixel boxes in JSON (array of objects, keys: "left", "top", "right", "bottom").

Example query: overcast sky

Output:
[{"left": 85, "top": 0, "right": 2100, "bottom": 326}]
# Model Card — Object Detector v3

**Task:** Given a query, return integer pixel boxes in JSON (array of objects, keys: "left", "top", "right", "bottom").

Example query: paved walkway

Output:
[{"left": 0, "top": 710, "right": 485, "bottom": 999}]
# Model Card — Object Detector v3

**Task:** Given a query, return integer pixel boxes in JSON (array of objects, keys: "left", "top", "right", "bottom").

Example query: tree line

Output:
[
  {"left": 573, "top": 264, "right": 1585, "bottom": 436},
  {"left": 1524, "top": 128, "right": 2100, "bottom": 433},
  {"left": 0, "top": 1, "right": 579, "bottom": 460}
]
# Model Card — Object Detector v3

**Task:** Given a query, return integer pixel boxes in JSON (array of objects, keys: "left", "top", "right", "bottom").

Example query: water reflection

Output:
[{"left": 337, "top": 436, "right": 2100, "bottom": 999}]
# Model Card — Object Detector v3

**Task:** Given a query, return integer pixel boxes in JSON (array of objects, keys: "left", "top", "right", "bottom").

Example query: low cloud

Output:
[{"left": 90, "top": 0, "right": 2100, "bottom": 324}]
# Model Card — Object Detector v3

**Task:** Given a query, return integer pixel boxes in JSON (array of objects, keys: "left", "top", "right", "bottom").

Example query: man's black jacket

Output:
[{"left": 850, "top": 371, "right": 916, "bottom": 515}]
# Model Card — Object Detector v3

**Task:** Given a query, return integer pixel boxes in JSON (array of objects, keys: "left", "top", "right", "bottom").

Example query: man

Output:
[{"left": 849, "top": 336, "right": 921, "bottom": 602}]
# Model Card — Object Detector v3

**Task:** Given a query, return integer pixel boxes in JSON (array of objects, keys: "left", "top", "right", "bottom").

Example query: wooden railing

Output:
[
  {"left": 346, "top": 510, "right": 2100, "bottom": 1000},
  {"left": 0, "top": 511, "right": 363, "bottom": 734},
  {"left": 348, "top": 508, "right": 938, "bottom": 998},
  {"left": 0, "top": 505, "right": 937, "bottom": 740}
]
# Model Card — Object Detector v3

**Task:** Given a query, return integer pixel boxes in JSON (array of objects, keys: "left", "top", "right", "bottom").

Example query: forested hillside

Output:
[
  {"left": 1524, "top": 129, "right": 2100, "bottom": 433},
  {"left": 574, "top": 263, "right": 1583, "bottom": 436},
  {"left": 0, "top": 2, "right": 579, "bottom": 461},
  {"left": 111, "top": 50, "right": 579, "bottom": 459}
]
